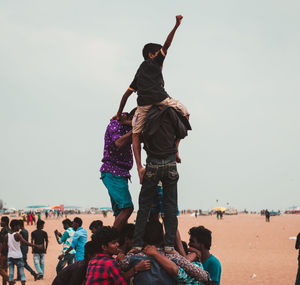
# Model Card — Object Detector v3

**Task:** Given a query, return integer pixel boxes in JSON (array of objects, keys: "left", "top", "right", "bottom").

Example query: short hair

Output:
[
  {"left": 1, "top": 216, "right": 9, "bottom": 226},
  {"left": 37, "top": 220, "right": 45, "bottom": 229},
  {"left": 189, "top": 226, "right": 212, "bottom": 250},
  {"left": 93, "top": 226, "right": 119, "bottom": 252},
  {"left": 143, "top": 220, "right": 164, "bottom": 246},
  {"left": 19, "top": 220, "right": 24, "bottom": 227},
  {"left": 73, "top": 217, "right": 82, "bottom": 227},
  {"left": 62, "top": 219, "right": 73, "bottom": 227},
  {"left": 89, "top": 220, "right": 103, "bottom": 230},
  {"left": 10, "top": 219, "right": 19, "bottom": 229},
  {"left": 142, "top": 43, "right": 162, "bottom": 60},
  {"left": 84, "top": 241, "right": 100, "bottom": 259},
  {"left": 118, "top": 224, "right": 135, "bottom": 247}
]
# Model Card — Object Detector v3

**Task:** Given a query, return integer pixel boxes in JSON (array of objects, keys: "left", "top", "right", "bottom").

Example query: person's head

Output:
[
  {"left": 93, "top": 226, "right": 119, "bottom": 256},
  {"left": 10, "top": 219, "right": 20, "bottom": 232},
  {"left": 73, "top": 217, "right": 82, "bottom": 230},
  {"left": 142, "top": 43, "right": 162, "bottom": 60},
  {"left": 84, "top": 241, "right": 100, "bottom": 261},
  {"left": 1, "top": 216, "right": 9, "bottom": 228},
  {"left": 118, "top": 223, "right": 135, "bottom": 252},
  {"left": 119, "top": 108, "right": 137, "bottom": 126},
  {"left": 37, "top": 220, "right": 45, "bottom": 230},
  {"left": 143, "top": 220, "right": 164, "bottom": 247},
  {"left": 19, "top": 220, "right": 24, "bottom": 229},
  {"left": 62, "top": 219, "right": 73, "bottom": 230},
  {"left": 89, "top": 220, "right": 103, "bottom": 234},
  {"left": 188, "top": 226, "right": 212, "bottom": 252}
]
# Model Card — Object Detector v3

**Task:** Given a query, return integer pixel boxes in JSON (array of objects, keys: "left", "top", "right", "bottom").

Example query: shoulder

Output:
[{"left": 107, "top": 120, "right": 121, "bottom": 132}]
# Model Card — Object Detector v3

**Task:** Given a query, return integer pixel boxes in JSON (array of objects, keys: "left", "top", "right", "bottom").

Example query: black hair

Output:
[
  {"left": 142, "top": 43, "right": 162, "bottom": 60},
  {"left": 118, "top": 223, "right": 135, "bottom": 247},
  {"left": 62, "top": 219, "right": 73, "bottom": 227},
  {"left": 84, "top": 241, "right": 100, "bottom": 259},
  {"left": 1, "top": 216, "right": 9, "bottom": 226},
  {"left": 37, "top": 220, "right": 45, "bottom": 229},
  {"left": 93, "top": 226, "right": 119, "bottom": 252},
  {"left": 10, "top": 219, "right": 19, "bottom": 229},
  {"left": 143, "top": 220, "right": 164, "bottom": 246},
  {"left": 89, "top": 220, "right": 103, "bottom": 231},
  {"left": 73, "top": 217, "right": 82, "bottom": 227},
  {"left": 189, "top": 226, "right": 212, "bottom": 250},
  {"left": 19, "top": 220, "right": 24, "bottom": 227}
]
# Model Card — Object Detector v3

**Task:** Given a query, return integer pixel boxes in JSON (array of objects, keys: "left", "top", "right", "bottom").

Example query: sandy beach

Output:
[{"left": 8, "top": 213, "right": 299, "bottom": 285}]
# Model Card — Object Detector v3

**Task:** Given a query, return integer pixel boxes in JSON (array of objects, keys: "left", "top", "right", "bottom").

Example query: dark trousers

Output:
[
  {"left": 296, "top": 256, "right": 300, "bottom": 285},
  {"left": 17, "top": 253, "right": 36, "bottom": 279},
  {"left": 56, "top": 253, "right": 75, "bottom": 274},
  {"left": 133, "top": 154, "right": 179, "bottom": 248}
]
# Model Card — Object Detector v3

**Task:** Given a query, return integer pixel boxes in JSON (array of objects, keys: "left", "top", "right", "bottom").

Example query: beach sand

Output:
[{"left": 15, "top": 213, "right": 299, "bottom": 285}]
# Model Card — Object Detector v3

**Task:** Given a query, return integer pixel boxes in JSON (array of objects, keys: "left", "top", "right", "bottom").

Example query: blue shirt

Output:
[
  {"left": 71, "top": 227, "right": 87, "bottom": 261},
  {"left": 202, "top": 255, "right": 221, "bottom": 285}
]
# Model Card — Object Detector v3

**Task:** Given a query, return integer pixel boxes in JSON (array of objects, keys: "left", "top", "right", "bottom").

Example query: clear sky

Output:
[{"left": 1, "top": 0, "right": 299, "bottom": 211}]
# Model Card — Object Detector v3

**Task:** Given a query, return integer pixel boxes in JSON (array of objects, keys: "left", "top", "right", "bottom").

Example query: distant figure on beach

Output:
[
  {"left": 265, "top": 209, "right": 270, "bottom": 222},
  {"left": 54, "top": 219, "right": 76, "bottom": 274},
  {"left": 189, "top": 226, "right": 221, "bottom": 285},
  {"left": 18, "top": 220, "right": 38, "bottom": 281},
  {"left": 100, "top": 109, "right": 136, "bottom": 231},
  {"left": 295, "top": 232, "right": 300, "bottom": 285},
  {"left": 0, "top": 216, "right": 10, "bottom": 285},
  {"left": 31, "top": 219, "right": 48, "bottom": 280},
  {"left": 60, "top": 217, "right": 87, "bottom": 262},
  {"left": 114, "top": 15, "right": 189, "bottom": 183}
]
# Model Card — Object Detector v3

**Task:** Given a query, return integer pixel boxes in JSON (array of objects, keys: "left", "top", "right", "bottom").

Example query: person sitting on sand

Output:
[
  {"left": 188, "top": 226, "right": 221, "bottom": 285},
  {"left": 52, "top": 241, "right": 99, "bottom": 285}
]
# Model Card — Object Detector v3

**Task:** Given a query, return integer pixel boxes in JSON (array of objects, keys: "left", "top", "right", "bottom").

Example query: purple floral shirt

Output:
[{"left": 100, "top": 120, "right": 133, "bottom": 178}]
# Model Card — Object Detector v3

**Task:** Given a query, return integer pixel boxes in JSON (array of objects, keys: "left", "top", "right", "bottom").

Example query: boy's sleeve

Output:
[
  {"left": 59, "top": 231, "right": 69, "bottom": 244},
  {"left": 154, "top": 49, "right": 166, "bottom": 66},
  {"left": 107, "top": 121, "right": 123, "bottom": 144},
  {"left": 129, "top": 74, "right": 138, "bottom": 92}
]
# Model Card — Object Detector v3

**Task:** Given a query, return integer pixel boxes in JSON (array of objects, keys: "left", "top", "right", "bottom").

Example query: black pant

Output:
[{"left": 133, "top": 154, "right": 179, "bottom": 248}]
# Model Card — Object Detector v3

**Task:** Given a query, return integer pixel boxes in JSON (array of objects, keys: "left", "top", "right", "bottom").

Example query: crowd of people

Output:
[{"left": 0, "top": 14, "right": 224, "bottom": 284}]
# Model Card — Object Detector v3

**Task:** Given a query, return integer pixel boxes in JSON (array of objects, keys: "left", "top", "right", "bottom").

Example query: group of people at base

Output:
[{"left": 0, "top": 216, "right": 48, "bottom": 284}]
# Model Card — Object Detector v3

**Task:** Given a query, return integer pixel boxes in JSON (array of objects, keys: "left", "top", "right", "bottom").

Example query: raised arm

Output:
[
  {"left": 162, "top": 15, "right": 183, "bottom": 55},
  {"left": 116, "top": 89, "right": 134, "bottom": 119}
]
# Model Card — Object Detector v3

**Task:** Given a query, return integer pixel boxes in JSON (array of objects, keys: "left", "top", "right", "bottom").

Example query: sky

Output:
[{"left": 1, "top": 0, "right": 299, "bottom": 211}]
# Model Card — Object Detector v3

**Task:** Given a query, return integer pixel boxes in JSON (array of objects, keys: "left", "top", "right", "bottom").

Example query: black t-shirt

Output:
[
  {"left": 31, "top": 229, "right": 48, "bottom": 254},
  {"left": 142, "top": 106, "right": 191, "bottom": 158},
  {"left": 130, "top": 49, "right": 169, "bottom": 106},
  {"left": 51, "top": 260, "right": 87, "bottom": 285}
]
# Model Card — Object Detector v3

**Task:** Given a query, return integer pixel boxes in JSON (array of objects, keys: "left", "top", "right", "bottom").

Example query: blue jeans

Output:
[
  {"left": 56, "top": 253, "right": 75, "bottom": 273},
  {"left": 133, "top": 154, "right": 179, "bottom": 248},
  {"left": 17, "top": 253, "right": 37, "bottom": 279},
  {"left": 33, "top": 253, "right": 45, "bottom": 276},
  {"left": 7, "top": 257, "right": 25, "bottom": 282}
]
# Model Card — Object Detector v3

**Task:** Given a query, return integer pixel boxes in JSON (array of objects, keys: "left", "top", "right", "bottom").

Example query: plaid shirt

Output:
[{"left": 86, "top": 254, "right": 127, "bottom": 285}]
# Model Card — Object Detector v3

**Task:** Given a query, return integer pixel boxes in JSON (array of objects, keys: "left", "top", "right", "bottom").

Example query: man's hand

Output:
[
  {"left": 188, "top": 247, "right": 201, "bottom": 259},
  {"left": 176, "top": 15, "right": 183, "bottom": 26},
  {"left": 143, "top": 245, "right": 158, "bottom": 256},
  {"left": 135, "top": 260, "right": 151, "bottom": 272},
  {"left": 111, "top": 113, "right": 122, "bottom": 121},
  {"left": 138, "top": 167, "right": 146, "bottom": 184}
]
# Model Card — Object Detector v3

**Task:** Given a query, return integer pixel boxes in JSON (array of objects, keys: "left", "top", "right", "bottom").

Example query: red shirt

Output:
[{"left": 85, "top": 254, "right": 127, "bottom": 285}]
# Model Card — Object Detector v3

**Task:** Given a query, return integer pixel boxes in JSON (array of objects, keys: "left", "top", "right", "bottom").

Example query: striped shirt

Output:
[{"left": 59, "top": 227, "right": 75, "bottom": 254}]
